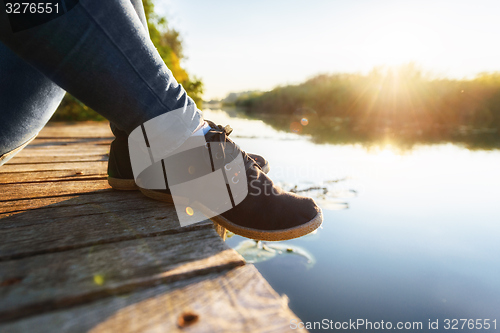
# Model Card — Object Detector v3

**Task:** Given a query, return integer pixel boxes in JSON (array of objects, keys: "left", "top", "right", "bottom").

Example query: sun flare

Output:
[{"left": 363, "top": 22, "right": 444, "bottom": 66}]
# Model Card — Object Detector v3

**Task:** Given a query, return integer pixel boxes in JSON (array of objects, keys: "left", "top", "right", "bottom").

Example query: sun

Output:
[{"left": 360, "top": 14, "right": 445, "bottom": 67}]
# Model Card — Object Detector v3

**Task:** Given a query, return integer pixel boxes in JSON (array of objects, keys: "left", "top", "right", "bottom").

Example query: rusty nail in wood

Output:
[{"left": 177, "top": 311, "right": 199, "bottom": 328}]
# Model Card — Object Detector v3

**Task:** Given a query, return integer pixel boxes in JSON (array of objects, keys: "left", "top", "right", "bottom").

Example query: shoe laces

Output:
[
  {"left": 205, "top": 120, "right": 261, "bottom": 172},
  {"left": 206, "top": 120, "right": 233, "bottom": 136}
]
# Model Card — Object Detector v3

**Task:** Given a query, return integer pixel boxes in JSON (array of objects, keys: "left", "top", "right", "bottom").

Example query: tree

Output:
[{"left": 51, "top": 0, "right": 203, "bottom": 121}]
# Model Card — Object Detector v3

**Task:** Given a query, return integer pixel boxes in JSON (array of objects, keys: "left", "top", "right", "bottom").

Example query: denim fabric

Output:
[
  {"left": 0, "top": 0, "right": 202, "bottom": 164},
  {"left": 0, "top": 43, "right": 66, "bottom": 155}
]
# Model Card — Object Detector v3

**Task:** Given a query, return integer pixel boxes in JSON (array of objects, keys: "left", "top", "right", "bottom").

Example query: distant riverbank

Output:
[{"left": 234, "top": 64, "right": 500, "bottom": 150}]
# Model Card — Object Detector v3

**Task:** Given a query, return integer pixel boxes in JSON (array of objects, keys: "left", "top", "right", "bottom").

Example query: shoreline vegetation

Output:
[
  {"left": 50, "top": 0, "right": 203, "bottom": 122},
  {"left": 47, "top": 0, "right": 500, "bottom": 151},
  {"left": 231, "top": 64, "right": 500, "bottom": 150}
]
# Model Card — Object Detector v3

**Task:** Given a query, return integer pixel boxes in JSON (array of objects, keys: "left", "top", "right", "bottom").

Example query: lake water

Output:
[{"left": 204, "top": 108, "right": 500, "bottom": 332}]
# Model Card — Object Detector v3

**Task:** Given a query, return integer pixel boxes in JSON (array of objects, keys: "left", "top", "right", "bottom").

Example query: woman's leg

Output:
[
  {"left": 0, "top": 0, "right": 323, "bottom": 240},
  {"left": 0, "top": 0, "right": 176, "bottom": 166},
  {"left": 0, "top": 0, "right": 201, "bottom": 143},
  {"left": 0, "top": 42, "right": 66, "bottom": 165}
]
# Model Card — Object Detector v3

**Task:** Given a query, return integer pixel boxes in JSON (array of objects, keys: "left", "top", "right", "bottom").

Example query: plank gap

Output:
[
  {"left": 1, "top": 176, "right": 107, "bottom": 186},
  {"left": 0, "top": 190, "right": 113, "bottom": 203},
  {"left": 0, "top": 223, "right": 215, "bottom": 262}
]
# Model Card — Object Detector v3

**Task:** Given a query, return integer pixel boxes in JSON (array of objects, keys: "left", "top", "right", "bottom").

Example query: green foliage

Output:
[
  {"left": 51, "top": 0, "right": 203, "bottom": 121},
  {"left": 222, "top": 91, "right": 263, "bottom": 106},
  {"left": 141, "top": 0, "right": 203, "bottom": 106},
  {"left": 50, "top": 94, "right": 105, "bottom": 121},
  {"left": 236, "top": 64, "right": 500, "bottom": 149}
]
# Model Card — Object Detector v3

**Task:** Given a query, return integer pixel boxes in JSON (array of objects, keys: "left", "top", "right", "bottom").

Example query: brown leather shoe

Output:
[
  {"left": 137, "top": 121, "right": 323, "bottom": 241},
  {"left": 107, "top": 121, "right": 270, "bottom": 191},
  {"left": 202, "top": 123, "right": 323, "bottom": 240}
]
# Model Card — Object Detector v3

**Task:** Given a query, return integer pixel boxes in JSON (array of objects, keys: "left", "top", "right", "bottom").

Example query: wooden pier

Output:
[{"left": 0, "top": 122, "right": 305, "bottom": 332}]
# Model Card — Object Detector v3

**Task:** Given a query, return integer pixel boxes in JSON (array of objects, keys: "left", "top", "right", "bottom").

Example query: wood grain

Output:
[
  {"left": 0, "top": 122, "right": 305, "bottom": 331},
  {"left": 0, "top": 265, "right": 305, "bottom": 333},
  {"left": 14, "top": 146, "right": 110, "bottom": 157},
  {"left": 1, "top": 179, "right": 111, "bottom": 201},
  {"left": 0, "top": 170, "right": 107, "bottom": 184},
  {"left": 3, "top": 155, "right": 109, "bottom": 165},
  {"left": 0, "top": 191, "right": 126, "bottom": 216},
  {"left": 0, "top": 193, "right": 215, "bottom": 260},
  {"left": 0, "top": 229, "right": 245, "bottom": 322},
  {"left": 35, "top": 122, "right": 113, "bottom": 138},
  {"left": 26, "top": 138, "right": 113, "bottom": 146},
  {"left": 0, "top": 161, "right": 108, "bottom": 173}
]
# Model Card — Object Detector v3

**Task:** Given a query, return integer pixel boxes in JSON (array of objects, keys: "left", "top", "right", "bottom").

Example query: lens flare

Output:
[
  {"left": 186, "top": 206, "right": 194, "bottom": 216},
  {"left": 93, "top": 274, "right": 104, "bottom": 286},
  {"left": 301, "top": 118, "right": 309, "bottom": 126},
  {"left": 290, "top": 122, "right": 302, "bottom": 134}
]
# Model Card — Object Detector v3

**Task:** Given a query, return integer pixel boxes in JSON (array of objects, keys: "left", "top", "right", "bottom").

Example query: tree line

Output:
[{"left": 236, "top": 64, "right": 500, "bottom": 149}]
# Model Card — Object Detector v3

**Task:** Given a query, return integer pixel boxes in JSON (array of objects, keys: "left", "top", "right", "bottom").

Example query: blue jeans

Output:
[{"left": 0, "top": 0, "right": 202, "bottom": 165}]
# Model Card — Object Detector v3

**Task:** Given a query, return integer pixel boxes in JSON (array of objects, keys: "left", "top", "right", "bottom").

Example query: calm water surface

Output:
[{"left": 205, "top": 108, "right": 500, "bottom": 332}]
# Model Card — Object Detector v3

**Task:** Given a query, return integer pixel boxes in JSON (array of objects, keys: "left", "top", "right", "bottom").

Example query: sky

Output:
[{"left": 157, "top": 0, "right": 500, "bottom": 100}]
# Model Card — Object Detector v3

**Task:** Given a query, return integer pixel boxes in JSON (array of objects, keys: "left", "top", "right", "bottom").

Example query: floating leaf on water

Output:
[
  {"left": 324, "top": 177, "right": 348, "bottom": 184},
  {"left": 314, "top": 200, "right": 349, "bottom": 211},
  {"left": 266, "top": 243, "right": 316, "bottom": 268},
  {"left": 290, "top": 186, "right": 328, "bottom": 194},
  {"left": 275, "top": 178, "right": 355, "bottom": 211},
  {"left": 234, "top": 240, "right": 315, "bottom": 268},
  {"left": 234, "top": 240, "right": 277, "bottom": 263}
]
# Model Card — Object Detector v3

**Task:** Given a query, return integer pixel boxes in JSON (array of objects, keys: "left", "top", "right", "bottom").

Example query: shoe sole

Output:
[
  {"left": 107, "top": 177, "right": 139, "bottom": 190},
  {"left": 138, "top": 187, "right": 174, "bottom": 204},
  {"left": 210, "top": 208, "right": 323, "bottom": 241},
  {"left": 137, "top": 187, "right": 323, "bottom": 241}
]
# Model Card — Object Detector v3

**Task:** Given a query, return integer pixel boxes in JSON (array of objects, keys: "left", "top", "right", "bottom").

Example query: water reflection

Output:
[
  {"left": 277, "top": 179, "right": 353, "bottom": 211},
  {"left": 234, "top": 109, "right": 500, "bottom": 151},
  {"left": 205, "top": 108, "right": 500, "bottom": 333}
]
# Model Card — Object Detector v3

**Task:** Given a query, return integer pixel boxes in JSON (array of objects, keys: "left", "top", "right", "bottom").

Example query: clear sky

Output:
[{"left": 157, "top": 0, "right": 500, "bottom": 99}]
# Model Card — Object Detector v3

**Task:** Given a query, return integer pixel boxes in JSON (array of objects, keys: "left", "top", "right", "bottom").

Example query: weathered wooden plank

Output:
[
  {"left": 1, "top": 179, "right": 111, "bottom": 201},
  {"left": 27, "top": 138, "right": 112, "bottom": 146},
  {"left": 36, "top": 122, "right": 113, "bottom": 138},
  {"left": 0, "top": 265, "right": 304, "bottom": 333},
  {"left": 0, "top": 229, "right": 245, "bottom": 322},
  {"left": 0, "top": 161, "right": 108, "bottom": 173},
  {"left": 0, "top": 195, "right": 82, "bottom": 216},
  {"left": 4, "top": 153, "right": 108, "bottom": 164},
  {"left": 1, "top": 191, "right": 165, "bottom": 225},
  {"left": 0, "top": 193, "right": 214, "bottom": 260},
  {"left": 0, "top": 122, "right": 303, "bottom": 332},
  {"left": 0, "top": 190, "right": 140, "bottom": 216},
  {"left": 14, "top": 146, "right": 109, "bottom": 157},
  {"left": 0, "top": 169, "right": 107, "bottom": 184}
]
